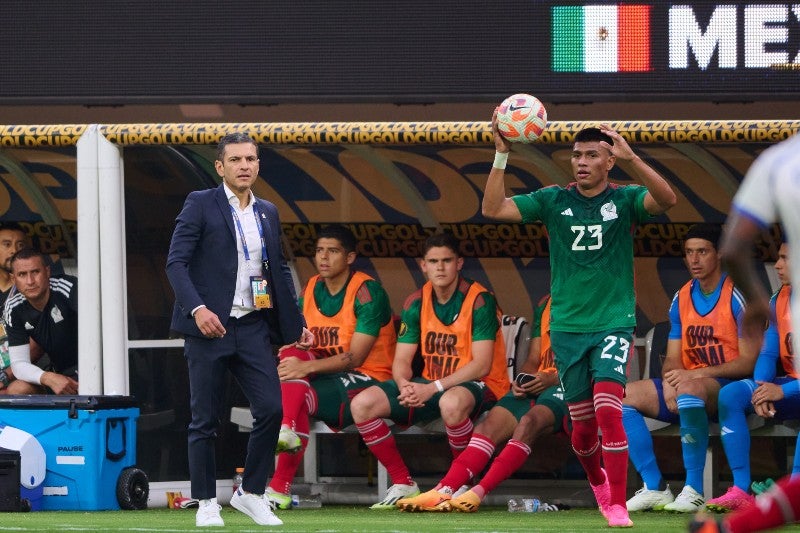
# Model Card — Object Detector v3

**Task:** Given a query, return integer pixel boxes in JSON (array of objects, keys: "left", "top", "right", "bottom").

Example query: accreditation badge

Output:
[{"left": 250, "top": 276, "right": 273, "bottom": 309}]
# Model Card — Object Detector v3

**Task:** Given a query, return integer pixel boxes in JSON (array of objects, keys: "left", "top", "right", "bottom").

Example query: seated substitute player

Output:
[
  {"left": 622, "top": 223, "right": 758, "bottom": 513},
  {"left": 4, "top": 247, "right": 79, "bottom": 394},
  {"left": 397, "top": 294, "right": 570, "bottom": 512},
  {"left": 705, "top": 242, "right": 799, "bottom": 512},
  {"left": 0, "top": 222, "right": 43, "bottom": 394},
  {"left": 350, "top": 231, "right": 510, "bottom": 509},
  {"left": 265, "top": 224, "right": 397, "bottom": 509},
  {"left": 0, "top": 222, "right": 27, "bottom": 309}
]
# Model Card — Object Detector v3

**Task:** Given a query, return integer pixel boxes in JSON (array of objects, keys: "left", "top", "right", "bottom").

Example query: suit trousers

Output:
[{"left": 184, "top": 312, "right": 281, "bottom": 499}]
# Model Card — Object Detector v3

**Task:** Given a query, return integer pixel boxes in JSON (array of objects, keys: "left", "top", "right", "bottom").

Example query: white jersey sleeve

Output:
[
  {"left": 731, "top": 147, "right": 780, "bottom": 227},
  {"left": 9, "top": 344, "right": 44, "bottom": 385},
  {"left": 734, "top": 136, "right": 800, "bottom": 355},
  {"left": 736, "top": 136, "right": 800, "bottom": 251}
]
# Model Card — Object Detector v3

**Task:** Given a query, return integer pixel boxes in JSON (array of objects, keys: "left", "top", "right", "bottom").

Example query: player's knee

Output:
[
  {"left": 438, "top": 392, "right": 474, "bottom": 423},
  {"left": 474, "top": 409, "right": 515, "bottom": 442},
  {"left": 350, "top": 387, "right": 384, "bottom": 421},
  {"left": 3, "top": 380, "right": 40, "bottom": 394},
  {"left": 517, "top": 410, "right": 549, "bottom": 438},
  {"left": 622, "top": 379, "right": 656, "bottom": 409},
  {"left": 675, "top": 379, "right": 710, "bottom": 400},
  {"left": 279, "top": 346, "right": 314, "bottom": 362},
  {"left": 717, "top": 381, "right": 750, "bottom": 410}
]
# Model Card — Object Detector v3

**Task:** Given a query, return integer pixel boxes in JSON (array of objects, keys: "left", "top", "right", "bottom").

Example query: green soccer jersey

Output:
[
  {"left": 513, "top": 183, "right": 650, "bottom": 332},
  {"left": 298, "top": 275, "right": 393, "bottom": 337}
]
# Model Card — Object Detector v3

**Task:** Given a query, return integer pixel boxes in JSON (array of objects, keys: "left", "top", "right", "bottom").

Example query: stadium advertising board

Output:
[{"left": 0, "top": 127, "right": 782, "bottom": 334}]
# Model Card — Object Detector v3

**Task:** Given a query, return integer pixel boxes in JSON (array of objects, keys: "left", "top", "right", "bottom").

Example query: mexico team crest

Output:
[{"left": 601, "top": 201, "right": 618, "bottom": 221}]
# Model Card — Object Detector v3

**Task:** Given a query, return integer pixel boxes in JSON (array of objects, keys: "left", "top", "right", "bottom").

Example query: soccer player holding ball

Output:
[{"left": 482, "top": 112, "right": 676, "bottom": 528}]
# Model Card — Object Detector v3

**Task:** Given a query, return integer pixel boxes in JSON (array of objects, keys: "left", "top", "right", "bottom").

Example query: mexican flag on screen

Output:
[{"left": 552, "top": 4, "right": 651, "bottom": 72}]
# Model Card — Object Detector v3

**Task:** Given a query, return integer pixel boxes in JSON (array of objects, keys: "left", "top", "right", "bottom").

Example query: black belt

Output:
[{"left": 228, "top": 311, "right": 263, "bottom": 325}]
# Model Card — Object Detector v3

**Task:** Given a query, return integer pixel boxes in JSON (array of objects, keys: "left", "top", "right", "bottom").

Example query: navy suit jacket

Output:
[{"left": 166, "top": 184, "right": 304, "bottom": 346}]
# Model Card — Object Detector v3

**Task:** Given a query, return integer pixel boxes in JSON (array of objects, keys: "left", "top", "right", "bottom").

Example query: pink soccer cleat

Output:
[
  {"left": 706, "top": 486, "right": 755, "bottom": 513},
  {"left": 589, "top": 468, "right": 612, "bottom": 517},
  {"left": 605, "top": 503, "right": 634, "bottom": 527}
]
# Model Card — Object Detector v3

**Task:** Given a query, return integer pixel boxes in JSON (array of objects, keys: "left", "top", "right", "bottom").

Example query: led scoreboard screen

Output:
[
  {"left": 2, "top": 1, "right": 798, "bottom": 103},
  {"left": 545, "top": 1, "right": 800, "bottom": 101}
]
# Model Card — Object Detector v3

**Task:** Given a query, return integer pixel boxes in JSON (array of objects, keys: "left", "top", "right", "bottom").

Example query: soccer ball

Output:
[{"left": 496, "top": 93, "right": 547, "bottom": 143}]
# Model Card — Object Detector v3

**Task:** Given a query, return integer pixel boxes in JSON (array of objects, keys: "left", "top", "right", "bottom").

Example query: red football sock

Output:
[
  {"left": 439, "top": 433, "right": 495, "bottom": 491},
  {"left": 280, "top": 380, "right": 310, "bottom": 428},
  {"left": 594, "top": 381, "right": 628, "bottom": 508},
  {"left": 356, "top": 418, "right": 412, "bottom": 486},
  {"left": 724, "top": 474, "right": 800, "bottom": 533},
  {"left": 278, "top": 347, "right": 316, "bottom": 428},
  {"left": 445, "top": 418, "right": 474, "bottom": 460},
  {"left": 476, "top": 439, "right": 531, "bottom": 495},
  {"left": 568, "top": 399, "right": 604, "bottom": 486},
  {"left": 269, "top": 413, "right": 310, "bottom": 495}
]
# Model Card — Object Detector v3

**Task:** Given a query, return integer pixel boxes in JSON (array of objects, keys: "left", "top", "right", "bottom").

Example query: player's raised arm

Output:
[
  {"left": 482, "top": 110, "right": 523, "bottom": 222},
  {"left": 599, "top": 124, "right": 676, "bottom": 215}
]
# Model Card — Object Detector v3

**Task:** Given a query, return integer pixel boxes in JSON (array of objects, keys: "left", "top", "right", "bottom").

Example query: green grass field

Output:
[{"left": 6, "top": 506, "right": 800, "bottom": 533}]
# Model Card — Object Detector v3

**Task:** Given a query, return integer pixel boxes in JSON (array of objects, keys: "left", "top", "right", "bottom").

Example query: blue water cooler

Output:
[{"left": 0, "top": 395, "right": 149, "bottom": 510}]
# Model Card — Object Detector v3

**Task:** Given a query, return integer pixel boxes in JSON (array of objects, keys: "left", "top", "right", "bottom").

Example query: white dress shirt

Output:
[{"left": 224, "top": 183, "right": 265, "bottom": 318}]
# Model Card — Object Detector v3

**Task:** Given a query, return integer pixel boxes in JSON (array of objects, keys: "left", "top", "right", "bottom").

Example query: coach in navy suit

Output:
[{"left": 166, "top": 132, "right": 309, "bottom": 527}]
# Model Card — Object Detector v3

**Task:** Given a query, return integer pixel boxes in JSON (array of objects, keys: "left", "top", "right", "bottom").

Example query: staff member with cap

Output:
[{"left": 166, "top": 132, "right": 310, "bottom": 528}]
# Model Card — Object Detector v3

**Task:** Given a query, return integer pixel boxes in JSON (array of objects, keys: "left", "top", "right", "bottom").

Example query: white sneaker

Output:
[
  {"left": 626, "top": 483, "right": 674, "bottom": 511},
  {"left": 196, "top": 498, "right": 224, "bottom": 527},
  {"left": 231, "top": 488, "right": 284, "bottom": 526},
  {"left": 370, "top": 482, "right": 420, "bottom": 509},
  {"left": 662, "top": 485, "right": 705, "bottom": 513}
]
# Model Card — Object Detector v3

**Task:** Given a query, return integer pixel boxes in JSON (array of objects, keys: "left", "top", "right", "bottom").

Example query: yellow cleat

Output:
[
  {"left": 396, "top": 488, "right": 452, "bottom": 512},
  {"left": 449, "top": 489, "right": 481, "bottom": 513}
]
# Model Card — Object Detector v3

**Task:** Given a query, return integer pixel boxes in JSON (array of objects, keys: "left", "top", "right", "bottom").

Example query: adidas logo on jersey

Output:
[
  {"left": 24, "top": 322, "right": 34, "bottom": 330},
  {"left": 614, "top": 365, "right": 625, "bottom": 374},
  {"left": 560, "top": 208, "right": 573, "bottom": 216}
]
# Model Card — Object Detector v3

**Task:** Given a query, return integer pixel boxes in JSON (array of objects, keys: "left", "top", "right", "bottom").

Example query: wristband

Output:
[
  {"left": 434, "top": 379, "right": 444, "bottom": 392},
  {"left": 493, "top": 151, "right": 509, "bottom": 170}
]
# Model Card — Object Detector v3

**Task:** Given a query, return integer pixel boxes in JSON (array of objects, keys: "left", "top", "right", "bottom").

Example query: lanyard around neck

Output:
[{"left": 229, "top": 203, "right": 267, "bottom": 262}]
